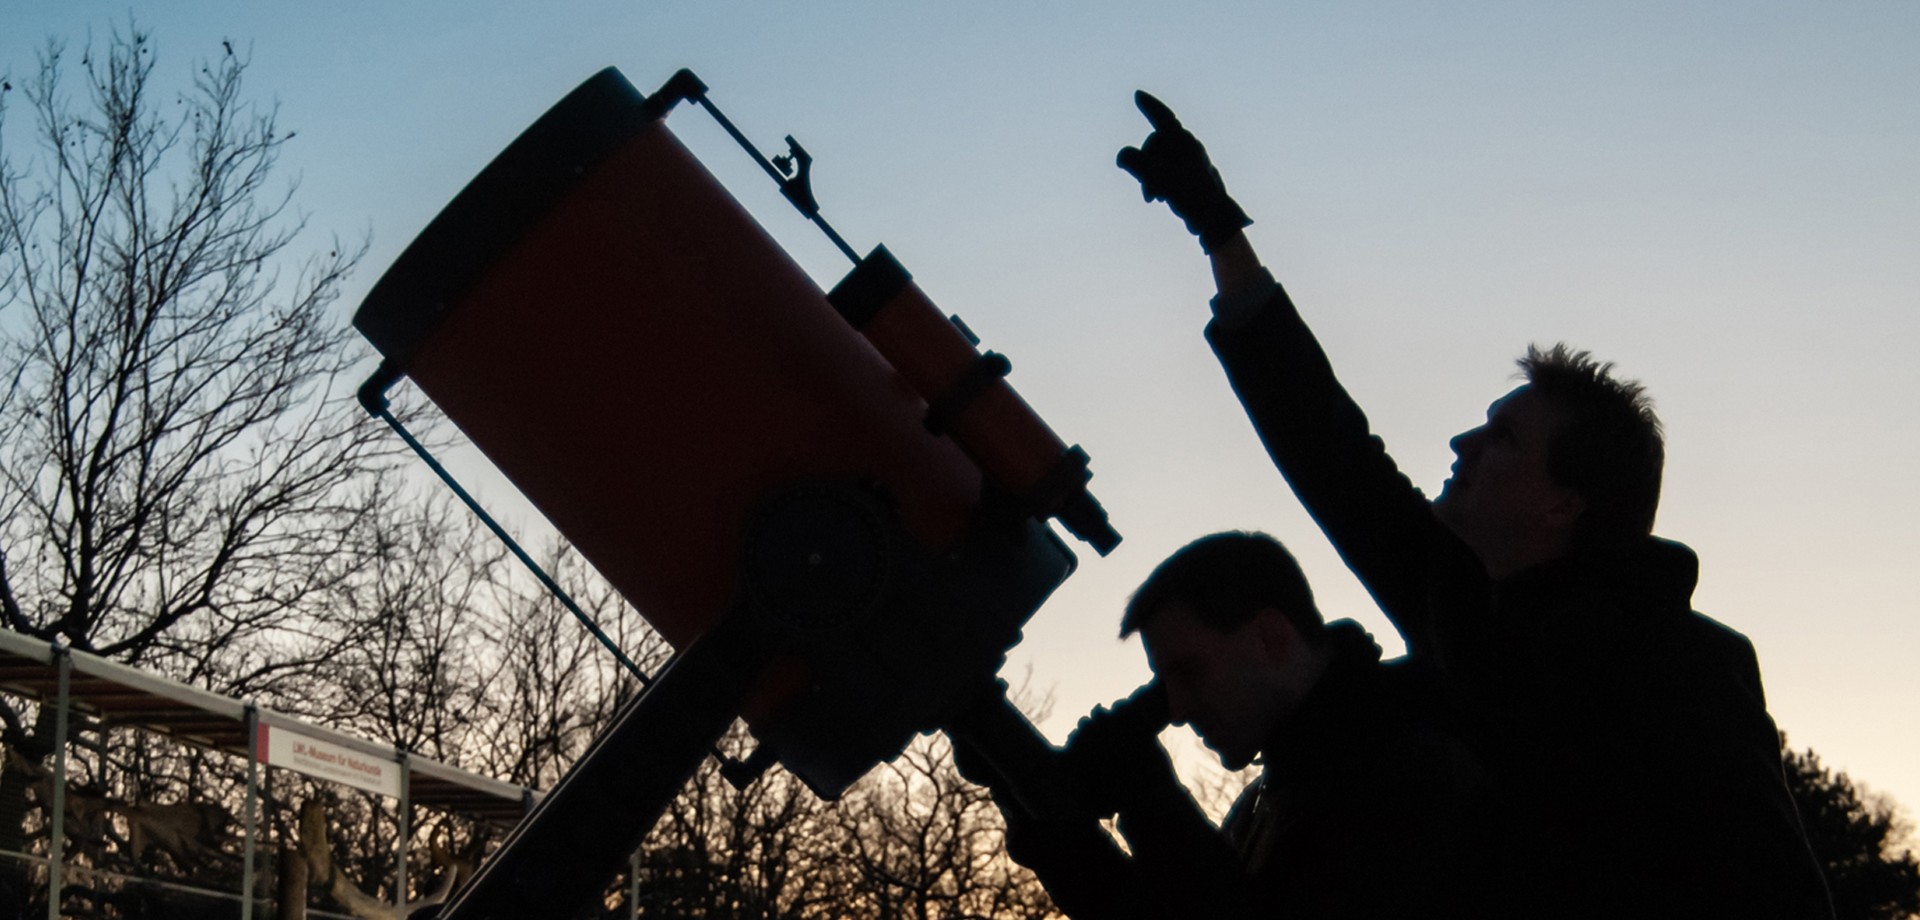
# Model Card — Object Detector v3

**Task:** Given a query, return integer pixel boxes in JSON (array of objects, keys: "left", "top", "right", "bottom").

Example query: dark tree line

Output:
[{"left": 1784, "top": 738, "right": 1920, "bottom": 920}]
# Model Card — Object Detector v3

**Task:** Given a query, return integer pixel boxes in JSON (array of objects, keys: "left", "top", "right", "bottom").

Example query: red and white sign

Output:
[{"left": 257, "top": 724, "right": 402, "bottom": 798}]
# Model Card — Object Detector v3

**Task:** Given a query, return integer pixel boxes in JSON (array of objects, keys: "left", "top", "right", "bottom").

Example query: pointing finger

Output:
[{"left": 1134, "top": 90, "right": 1182, "bottom": 131}]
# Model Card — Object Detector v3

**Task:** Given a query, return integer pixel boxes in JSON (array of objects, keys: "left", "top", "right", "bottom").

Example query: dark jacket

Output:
[
  {"left": 1223, "top": 621, "right": 1496, "bottom": 919},
  {"left": 1204, "top": 277, "right": 1833, "bottom": 919},
  {"left": 1001, "top": 621, "right": 1493, "bottom": 920}
]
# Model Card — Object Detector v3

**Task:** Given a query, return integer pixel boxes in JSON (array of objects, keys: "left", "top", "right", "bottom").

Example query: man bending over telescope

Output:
[
  {"left": 963, "top": 531, "right": 1494, "bottom": 919},
  {"left": 1112, "top": 91, "right": 1832, "bottom": 918}
]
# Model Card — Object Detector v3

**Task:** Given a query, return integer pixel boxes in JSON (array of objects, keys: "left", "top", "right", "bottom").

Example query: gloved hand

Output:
[
  {"left": 951, "top": 738, "right": 1154, "bottom": 920},
  {"left": 1063, "top": 685, "right": 1180, "bottom": 818},
  {"left": 1117, "top": 91, "right": 1253, "bottom": 253}
]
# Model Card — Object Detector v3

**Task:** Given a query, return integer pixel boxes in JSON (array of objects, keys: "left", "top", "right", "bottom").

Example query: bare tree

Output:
[
  {"left": 464, "top": 542, "right": 665, "bottom": 790},
  {"left": 628, "top": 730, "right": 838, "bottom": 919},
  {"left": 827, "top": 731, "right": 1059, "bottom": 920},
  {"left": 0, "top": 20, "right": 398, "bottom": 872},
  {"left": 0, "top": 20, "right": 389, "bottom": 682},
  {"left": 627, "top": 708, "right": 1065, "bottom": 919},
  {"left": 312, "top": 492, "right": 503, "bottom": 761}
]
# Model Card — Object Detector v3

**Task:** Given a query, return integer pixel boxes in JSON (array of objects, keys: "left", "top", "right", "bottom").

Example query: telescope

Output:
[{"left": 353, "top": 67, "right": 1120, "bottom": 918}]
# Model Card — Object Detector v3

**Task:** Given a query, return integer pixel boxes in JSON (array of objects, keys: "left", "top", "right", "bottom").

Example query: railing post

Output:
[
  {"left": 630, "top": 848, "right": 641, "bottom": 920},
  {"left": 242, "top": 704, "right": 260, "bottom": 920},
  {"left": 46, "top": 644, "right": 70, "bottom": 920},
  {"left": 396, "top": 748, "right": 411, "bottom": 912}
]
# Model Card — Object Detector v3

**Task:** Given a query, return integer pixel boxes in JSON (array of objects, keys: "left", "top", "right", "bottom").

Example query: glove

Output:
[
  {"left": 952, "top": 738, "right": 1155, "bottom": 920},
  {"left": 1062, "top": 685, "right": 1180, "bottom": 817},
  {"left": 1116, "top": 91, "right": 1252, "bottom": 253}
]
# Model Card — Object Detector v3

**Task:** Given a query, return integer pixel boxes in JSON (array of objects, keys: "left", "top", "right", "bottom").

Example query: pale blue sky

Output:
[{"left": 6, "top": 2, "right": 1917, "bottom": 813}]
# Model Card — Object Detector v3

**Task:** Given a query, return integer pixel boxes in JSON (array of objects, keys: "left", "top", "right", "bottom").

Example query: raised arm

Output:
[{"left": 1117, "top": 93, "right": 1486, "bottom": 657}]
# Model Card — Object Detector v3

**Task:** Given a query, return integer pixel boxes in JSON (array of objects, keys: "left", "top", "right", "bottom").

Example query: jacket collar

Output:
[
  {"left": 1260, "top": 620, "right": 1384, "bottom": 771},
  {"left": 1494, "top": 535, "right": 1700, "bottom": 616}
]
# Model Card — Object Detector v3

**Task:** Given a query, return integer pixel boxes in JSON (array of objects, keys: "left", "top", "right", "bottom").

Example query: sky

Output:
[{"left": 5, "top": 2, "right": 1917, "bottom": 817}]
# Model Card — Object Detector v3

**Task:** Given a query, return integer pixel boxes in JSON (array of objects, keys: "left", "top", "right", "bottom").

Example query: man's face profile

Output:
[
  {"left": 1139, "top": 603, "right": 1293, "bottom": 771},
  {"left": 1434, "top": 385, "right": 1582, "bottom": 568}
]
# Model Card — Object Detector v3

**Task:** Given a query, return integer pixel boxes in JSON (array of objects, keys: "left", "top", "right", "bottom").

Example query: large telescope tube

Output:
[
  {"left": 354, "top": 69, "right": 1120, "bottom": 916},
  {"left": 355, "top": 73, "right": 984, "bottom": 655}
]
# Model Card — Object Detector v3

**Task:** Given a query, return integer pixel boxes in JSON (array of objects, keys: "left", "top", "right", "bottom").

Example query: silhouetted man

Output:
[
  {"left": 1117, "top": 91, "right": 1832, "bottom": 919},
  {"left": 968, "top": 531, "right": 1493, "bottom": 920}
]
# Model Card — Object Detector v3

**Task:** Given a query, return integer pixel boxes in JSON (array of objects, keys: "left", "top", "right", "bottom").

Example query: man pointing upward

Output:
[{"left": 1118, "top": 90, "right": 1832, "bottom": 919}]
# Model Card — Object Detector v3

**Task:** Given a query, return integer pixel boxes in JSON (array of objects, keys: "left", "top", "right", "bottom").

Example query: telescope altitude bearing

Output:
[{"left": 741, "top": 483, "right": 894, "bottom": 632}]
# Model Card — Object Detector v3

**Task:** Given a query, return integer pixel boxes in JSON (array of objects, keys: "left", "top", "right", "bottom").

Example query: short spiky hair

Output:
[
  {"left": 1120, "top": 531, "right": 1324, "bottom": 639},
  {"left": 1519, "top": 344, "right": 1665, "bottom": 549}
]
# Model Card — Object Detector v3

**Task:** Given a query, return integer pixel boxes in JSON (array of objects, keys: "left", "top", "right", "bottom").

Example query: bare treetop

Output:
[{"left": 0, "top": 21, "right": 391, "bottom": 693}]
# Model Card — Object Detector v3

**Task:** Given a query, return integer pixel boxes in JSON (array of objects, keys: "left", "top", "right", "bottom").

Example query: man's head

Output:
[
  {"left": 1434, "top": 344, "right": 1664, "bottom": 577},
  {"left": 1121, "top": 532, "right": 1329, "bottom": 769}
]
